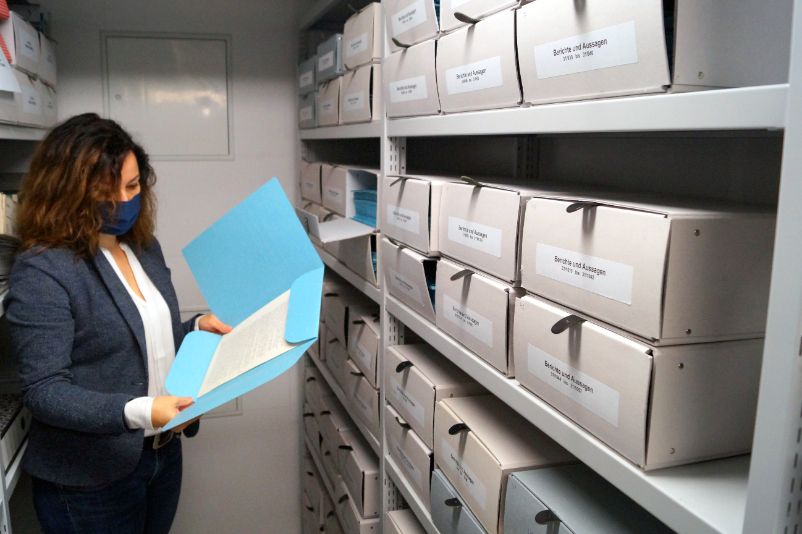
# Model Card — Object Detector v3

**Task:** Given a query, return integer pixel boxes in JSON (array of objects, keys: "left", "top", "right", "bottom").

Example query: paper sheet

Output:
[{"left": 198, "top": 289, "right": 296, "bottom": 396}]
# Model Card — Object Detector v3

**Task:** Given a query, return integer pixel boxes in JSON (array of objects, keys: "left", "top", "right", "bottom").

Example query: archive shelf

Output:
[
  {"left": 387, "top": 85, "right": 788, "bottom": 137},
  {"left": 315, "top": 245, "right": 381, "bottom": 305},
  {"left": 386, "top": 295, "right": 749, "bottom": 534},
  {"left": 304, "top": 436, "right": 350, "bottom": 529},
  {"left": 385, "top": 455, "right": 440, "bottom": 534},
  {"left": 0, "top": 124, "right": 46, "bottom": 142},
  {"left": 307, "top": 352, "right": 381, "bottom": 457},
  {"left": 3, "top": 440, "right": 27, "bottom": 499},
  {"left": 300, "top": 121, "right": 383, "bottom": 140}
]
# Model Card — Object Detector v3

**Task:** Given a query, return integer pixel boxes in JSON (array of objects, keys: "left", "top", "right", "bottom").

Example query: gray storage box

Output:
[
  {"left": 299, "top": 92, "right": 317, "bottom": 129},
  {"left": 504, "top": 464, "right": 672, "bottom": 533},
  {"left": 317, "top": 34, "right": 346, "bottom": 83},
  {"left": 299, "top": 56, "right": 317, "bottom": 95},
  {"left": 430, "top": 469, "right": 488, "bottom": 534}
]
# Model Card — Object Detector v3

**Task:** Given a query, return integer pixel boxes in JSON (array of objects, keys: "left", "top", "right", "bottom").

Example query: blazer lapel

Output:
[
  {"left": 92, "top": 252, "right": 147, "bottom": 362},
  {"left": 135, "top": 245, "right": 184, "bottom": 350}
]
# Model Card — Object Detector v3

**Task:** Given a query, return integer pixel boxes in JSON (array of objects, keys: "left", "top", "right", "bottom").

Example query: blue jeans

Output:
[{"left": 32, "top": 436, "right": 182, "bottom": 534}]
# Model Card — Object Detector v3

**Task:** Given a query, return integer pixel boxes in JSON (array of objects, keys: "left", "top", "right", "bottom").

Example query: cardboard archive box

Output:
[
  {"left": 384, "top": 0, "right": 439, "bottom": 52},
  {"left": 298, "top": 55, "right": 317, "bottom": 95},
  {"left": 0, "top": 54, "right": 19, "bottom": 125},
  {"left": 317, "top": 33, "right": 345, "bottom": 83},
  {"left": 39, "top": 79, "right": 56, "bottom": 126},
  {"left": 385, "top": 403, "right": 434, "bottom": 506},
  {"left": 516, "top": 0, "right": 793, "bottom": 105},
  {"left": 342, "top": 358, "right": 381, "bottom": 440},
  {"left": 0, "top": 12, "right": 39, "bottom": 76},
  {"left": 430, "top": 468, "right": 488, "bottom": 534},
  {"left": 340, "top": 64, "right": 382, "bottom": 124},
  {"left": 436, "top": 258, "right": 522, "bottom": 376},
  {"left": 385, "top": 343, "right": 483, "bottom": 448},
  {"left": 299, "top": 92, "right": 316, "bottom": 129},
  {"left": 440, "top": 0, "right": 523, "bottom": 32},
  {"left": 434, "top": 395, "right": 575, "bottom": 534},
  {"left": 436, "top": 9, "right": 520, "bottom": 113},
  {"left": 317, "top": 77, "right": 341, "bottom": 127},
  {"left": 381, "top": 174, "right": 448, "bottom": 255},
  {"left": 301, "top": 161, "right": 322, "bottom": 203},
  {"left": 348, "top": 309, "right": 381, "bottom": 389},
  {"left": 324, "top": 231, "right": 380, "bottom": 287},
  {"left": 384, "top": 39, "right": 440, "bottom": 117},
  {"left": 342, "top": 3, "right": 382, "bottom": 70},
  {"left": 385, "top": 509, "right": 426, "bottom": 534},
  {"left": 519, "top": 194, "right": 774, "bottom": 343},
  {"left": 339, "top": 429, "right": 380, "bottom": 518},
  {"left": 335, "top": 482, "right": 381, "bottom": 534},
  {"left": 324, "top": 329, "right": 351, "bottom": 390},
  {"left": 321, "top": 164, "right": 379, "bottom": 219},
  {"left": 381, "top": 237, "right": 437, "bottom": 323},
  {"left": 512, "top": 294, "right": 763, "bottom": 469},
  {"left": 38, "top": 33, "right": 57, "bottom": 87}
]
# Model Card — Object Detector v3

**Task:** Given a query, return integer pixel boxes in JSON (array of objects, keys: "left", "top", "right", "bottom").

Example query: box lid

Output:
[{"left": 389, "top": 343, "right": 477, "bottom": 390}]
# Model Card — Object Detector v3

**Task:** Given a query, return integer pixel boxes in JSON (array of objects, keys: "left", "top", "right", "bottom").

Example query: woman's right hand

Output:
[{"left": 151, "top": 396, "right": 194, "bottom": 429}]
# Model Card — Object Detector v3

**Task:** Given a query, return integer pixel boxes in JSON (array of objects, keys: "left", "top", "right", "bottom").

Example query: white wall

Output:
[{"left": 38, "top": 1, "right": 306, "bottom": 531}]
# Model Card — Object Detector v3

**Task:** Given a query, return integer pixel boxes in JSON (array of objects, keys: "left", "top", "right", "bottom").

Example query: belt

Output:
[{"left": 144, "top": 431, "right": 177, "bottom": 450}]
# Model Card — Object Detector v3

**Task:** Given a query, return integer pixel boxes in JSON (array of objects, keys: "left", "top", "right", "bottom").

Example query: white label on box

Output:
[
  {"left": 535, "top": 243, "right": 634, "bottom": 304},
  {"left": 445, "top": 56, "right": 504, "bottom": 95},
  {"left": 318, "top": 51, "right": 335, "bottom": 72},
  {"left": 346, "top": 33, "right": 369, "bottom": 58},
  {"left": 528, "top": 345, "right": 620, "bottom": 427},
  {"left": 389, "top": 269, "right": 423, "bottom": 306},
  {"left": 320, "top": 99, "right": 336, "bottom": 115},
  {"left": 343, "top": 91, "right": 366, "bottom": 112},
  {"left": 442, "top": 441, "right": 486, "bottom": 509},
  {"left": 299, "top": 71, "right": 314, "bottom": 88},
  {"left": 534, "top": 21, "right": 639, "bottom": 79},
  {"left": 325, "top": 186, "right": 343, "bottom": 200},
  {"left": 21, "top": 83, "right": 40, "bottom": 115},
  {"left": 442, "top": 294, "right": 493, "bottom": 348},
  {"left": 447, "top": 216, "right": 502, "bottom": 258},
  {"left": 392, "top": 442, "right": 423, "bottom": 488},
  {"left": 392, "top": 0, "right": 428, "bottom": 37},
  {"left": 389, "top": 75, "right": 428, "bottom": 103},
  {"left": 389, "top": 378, "right": 425, "bottom": 427},
  {"left": 299, "top": 106, "right": 313, "bottom": 122},
  {"left": 19, "top": 25, "right": 38, "bottom": 62},
  {"left": 386, "top": 204, "right": 421, "bottom": 234}
]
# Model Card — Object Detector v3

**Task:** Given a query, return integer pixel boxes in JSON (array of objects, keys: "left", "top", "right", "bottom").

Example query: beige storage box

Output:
[
  {"left": 381, "top": 237, "right": 437, "bottom": 322},
  {"left": 301, "top": 491, "right": 319, "bottom": 534},
  {"left": 343, "top": 3, "right": 383, "bottom": 70},
  {"left": 436, "top": 258, "right": 522, "bottom": 376},
  {"left": 385, "top": 509, "right": 427, "bottom": 534},
  {"left": 520, "top": 194, "right": 774, "bottom": 343},
  {"left": 381, "top": 174, "right": 448, "bottom": 255},
  {"left": 321, "top": 164, "right": 379, "bottom": 218},
  {"left": 304, "top": 365, "right": 336, "bottom": 414},
  {"left": 298, "top": 55, "right": 317, "bottom": 95},
  {"left": 300, "top": 161, "right": 322, "bottom": 203},
  {"left": 324, "top": 331, "right": 351, "bottom": 390},
  {"left": 317, "top": 77, "right": 341, "bottom": 127},
  {"left": 434, "top": 395, "right": 575, "bottom": 534},
  {"left": 324, "top": 232, "right": 380, "bottom": 287},
  {"left": 38, "top": 33, "right": 57, "bottom": 87},
  {"left": 340, "top": 430, "right": 380, "bottom": 518},
  {"left": 512, "top": 294, "right": 763, "bottom": 470},
  {"left": 384, "top": 39, "right": 441, "bottom": 118},
  {"left": 440, "top": 0, "right": 522, "bottom": 32},
  {"left": 348, "top": 309, "right": 381, "bottom": 389},
  {"left": 299, "top": 92, "right": 316, "bottom": 128},
  {"left": 0, "top": 12, "right": 40, "bottom": 76},
  {"left": 436, "top": 10, "right": 520, "bottom": 113},
  {"left": 322, "top": 283, "right": 374, "bottom": 343},
  {"left": 40, "top": 81, "right": 57, "bottom": 127},
  {"left": 340, "top": 64, "right": 382, "bottom": 124},
  {"left": 303, "top": 401, "right": 322, "bottom": 451},
  {"left": 324, "top": 508, "right": 344, "bottom": 534},
  {"left": 385, "top": 343, "right": 483, "bottom": 448},
  {"left": 343, "top": 359, "right": 381, "bottom": 440},
  {"left": 0, "top": 55, "right": 20, "bottom": 125},
  {"left": 517, "top": 0, "right": 793, "bottom": 105},
  {"left": 430, "top": 468, "right": 489, "bottom": 534},
  {"left": 14, "top": 70, "right": 44, "bottom": 127},
  {"left": 385, "top": 403, "right": 434, "bottom": 506},
  {"left": 336, "top": 486, "right": 381, "bottom": 534},
  {"left": 385, "top": 0, "right": 439, "bottom": 51}
]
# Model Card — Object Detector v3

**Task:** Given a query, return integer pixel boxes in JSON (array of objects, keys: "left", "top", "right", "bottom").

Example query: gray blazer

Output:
[{"left": 5, "top": 239, "right": 196, "bottom": 487}]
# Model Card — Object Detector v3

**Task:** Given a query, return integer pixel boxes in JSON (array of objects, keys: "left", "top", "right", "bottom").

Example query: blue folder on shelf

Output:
[{"left": 163, "top": 178, "right": 323, "bottom": 430}]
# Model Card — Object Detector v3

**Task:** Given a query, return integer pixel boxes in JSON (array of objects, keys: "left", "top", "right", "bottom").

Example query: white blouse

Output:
[{"left": 101, "top": 243, "right": 176, "bottom": 437}]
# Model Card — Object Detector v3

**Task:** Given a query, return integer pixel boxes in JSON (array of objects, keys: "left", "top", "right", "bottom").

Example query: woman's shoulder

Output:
[{"left": 11, "top": 246, "right": 84, "bottom": 280}]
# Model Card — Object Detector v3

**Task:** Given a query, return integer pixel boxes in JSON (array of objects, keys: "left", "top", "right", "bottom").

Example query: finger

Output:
[
  {"left": 175, "top": 397, "right": 195, "bottom": 409},
  {"left": 211, "top": 316, "right": 233, "bottom": 334}
]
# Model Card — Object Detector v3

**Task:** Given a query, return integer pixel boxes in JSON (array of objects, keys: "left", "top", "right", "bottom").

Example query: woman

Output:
[{"left": 5, "top": 113, "right": 231, "bottom": 533}]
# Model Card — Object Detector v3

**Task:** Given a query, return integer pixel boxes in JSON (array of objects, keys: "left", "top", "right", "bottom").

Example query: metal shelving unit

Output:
[
  {"left": 3, "top": 441, "right": 28, "bottom": 499},
  {"left": 298, "top": 2, "right": 802, "bottom": 533},
  {"left": 0, "top": 124, "right": 46, "bottom": 142}
]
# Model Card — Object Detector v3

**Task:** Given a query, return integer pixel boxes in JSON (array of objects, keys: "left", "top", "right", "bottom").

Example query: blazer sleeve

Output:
[{"left": 6, "top": 257, "right": 134, "bottom": 435}]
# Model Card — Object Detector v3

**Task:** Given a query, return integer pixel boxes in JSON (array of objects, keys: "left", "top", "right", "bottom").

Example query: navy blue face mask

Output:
[{"left": 100, "top": 194, "right": 141, "bottom": 236}]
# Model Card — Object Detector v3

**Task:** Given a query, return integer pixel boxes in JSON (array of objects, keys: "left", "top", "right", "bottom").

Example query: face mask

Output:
[{"left": 100, "top": 194, "right": 141, "bottom": 236}]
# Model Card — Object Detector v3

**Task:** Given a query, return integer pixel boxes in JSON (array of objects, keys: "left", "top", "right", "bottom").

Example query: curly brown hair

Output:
[{"left": 16, "top": 113, "right": 157, "bottom": 258}]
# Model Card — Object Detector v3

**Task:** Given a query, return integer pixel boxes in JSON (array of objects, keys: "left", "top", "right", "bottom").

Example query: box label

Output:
[
  {"left": 528, "top": 345, "right": 620, "bottom": 427},
  {"left": 346, "top": 32, "right": 369, "bottom": 58},
  {"left": 445, "top": 56, "right": 504, "bottom": 95},
  {"left": 534, "top": 20, "right": 639, "bottom": 79},
  {"left": 447, "top": 216, "right": 502, "bottom": 258},
  {"left": 392, "top": 0, "right": 428, "bottom": 37},
  {"left": 535, "top": 243, "right": 634, "bottom": 304},
  {"left": 343, "top": 91, "right": 366, "bottom": 112},
  {"left": 19, "top": 25, "right": 39, "bottom": 62},
  {"left": 299, "top": 71, "right": 314, "bottom": 88},
  {"left": 319, "top": 99, "right": 336, "bottom": 116},
  {"left": 389, "top": 378, "right": 425, "bottom": 428},
  {"left": 442, "top": 441, "right": 486, "bottom": 509},
  {"left": 21, "top": 83, "right": 40, "bottom": 115},
  {"left": 392, "top": 442, "right": 423, "bottom": 488},
  {"left": 318, "top": 51, "right": 335, "bottom": 72},
  {"left": 299, "top": 106, "right": 313, "bottom": 122},
  {"left": 389, "top": 75, "right": 429, "bottom": 103},
  {"left": 389, "top": 269, "right": 424, "bottom": 306},
  {"left": 386, "top": 204, "right": 421, "bottom": 235},
  {"left": 442, "top": 294, "right": 493, "bottom": 348}
]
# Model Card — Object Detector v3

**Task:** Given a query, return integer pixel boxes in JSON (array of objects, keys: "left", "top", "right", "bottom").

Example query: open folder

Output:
[{"left": 163, "top": 178, "right": 323, "bottom": 430}]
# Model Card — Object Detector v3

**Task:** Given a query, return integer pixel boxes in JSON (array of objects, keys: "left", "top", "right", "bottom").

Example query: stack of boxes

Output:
[
  {"left": 0, "top": 8, "right": 57, "bottom": 128},
  {"left": 382, "top": 0, "right": 792, "bottom": 116},
  {"left": 298, "top": 3, "right": 382, "bottom": 129}
]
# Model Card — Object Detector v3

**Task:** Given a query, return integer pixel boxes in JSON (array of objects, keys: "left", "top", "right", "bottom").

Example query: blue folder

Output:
[{"left": 163, "top": 178, "right": 324, "bottom": 430}]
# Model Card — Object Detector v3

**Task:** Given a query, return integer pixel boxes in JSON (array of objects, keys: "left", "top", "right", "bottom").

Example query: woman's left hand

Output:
[{"left": 198, "top": 314, "right": 233, "bottom": 335}]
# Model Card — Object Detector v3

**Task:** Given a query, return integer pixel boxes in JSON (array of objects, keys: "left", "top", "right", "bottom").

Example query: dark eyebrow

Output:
[{"left": 126, "top": 175, "right": 140, "bottom": 185}]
